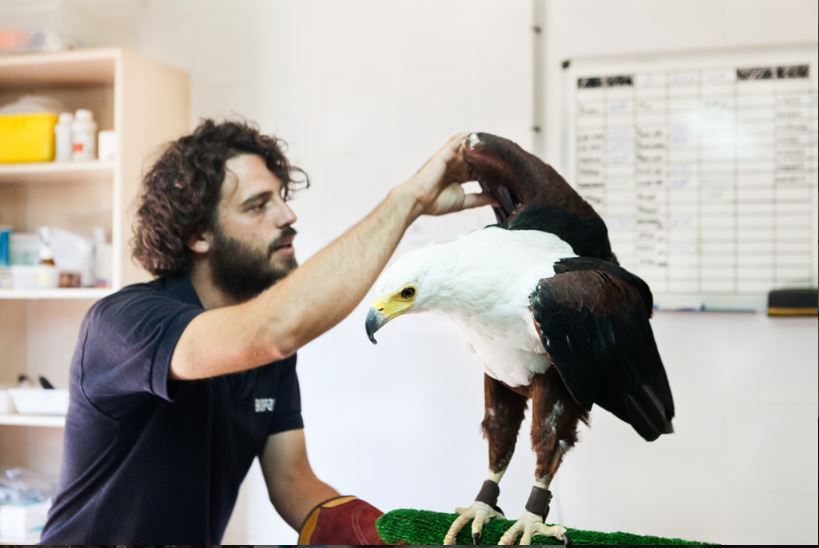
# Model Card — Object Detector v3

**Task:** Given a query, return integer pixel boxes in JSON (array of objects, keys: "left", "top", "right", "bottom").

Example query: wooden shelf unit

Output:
[
  {"left": 0, "top": 534, "right": 42, "bottom": 544},
  {"left": 0, "top": 49, "right": 189, "bottom": 541},
  {"left": 0, "top": 414, "right": 66, "bottom": 427},
  {"left": 0, "top": 161, "right": 114, "bottom": 185}
]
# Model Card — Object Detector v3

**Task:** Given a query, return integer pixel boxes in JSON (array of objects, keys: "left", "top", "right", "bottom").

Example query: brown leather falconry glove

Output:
[{"left": 297, "top": 495, "right": 384, "bottom": 544}]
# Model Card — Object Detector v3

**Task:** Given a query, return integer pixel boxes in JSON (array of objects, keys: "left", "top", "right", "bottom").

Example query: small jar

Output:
[{"left": 54, "top": 112, "right": 73, "bottom": 162}]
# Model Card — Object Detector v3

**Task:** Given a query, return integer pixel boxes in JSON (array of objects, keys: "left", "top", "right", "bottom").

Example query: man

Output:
[{"left": 40, "top": 120, "right": 493, "bottom": 544}]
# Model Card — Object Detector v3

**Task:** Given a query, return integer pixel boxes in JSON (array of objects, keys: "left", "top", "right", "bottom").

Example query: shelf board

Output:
[
  {"left": 0, "top": 414, "right": 65, "bottom": 427},
  {"left": 0, "top": 48, "right": 118, "bottom": 86},
  {"left": 0, "top": 288, "right": 113, "bottom": 300},
  {"left": 0, "top": 534, "right": 42, "bottom": 544},
  {"left": 0, "top": 160, "right": 114, "bottom": 185}
]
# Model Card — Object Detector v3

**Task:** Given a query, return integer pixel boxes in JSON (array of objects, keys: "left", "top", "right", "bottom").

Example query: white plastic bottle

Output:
[
  {"left": 71, "top": 109, "right": 97, "bottom": 161},
  {"left": 54, "top": 112, "right": 73, "bottom": 162}
]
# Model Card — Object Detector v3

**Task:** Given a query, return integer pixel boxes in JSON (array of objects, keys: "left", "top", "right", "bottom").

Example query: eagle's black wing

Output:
[
  {"left": 463, "top": 132, "right": 615, "bottom": 261},
  {"left": 529, "top": 257, "right": 675, "bottom": 441}
]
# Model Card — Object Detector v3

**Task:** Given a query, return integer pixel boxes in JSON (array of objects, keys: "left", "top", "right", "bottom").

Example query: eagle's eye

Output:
[{"left": 400, "top": 287, "right": 416, "bottom": 299}]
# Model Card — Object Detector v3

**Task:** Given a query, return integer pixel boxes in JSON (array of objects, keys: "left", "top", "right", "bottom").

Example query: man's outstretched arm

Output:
[{"left": 171, "top": 133, "right": 494, "bottom": 379}]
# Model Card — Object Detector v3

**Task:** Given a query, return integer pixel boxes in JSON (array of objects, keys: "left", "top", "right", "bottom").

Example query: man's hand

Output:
[
  {"left": 298, "top": 495, "right": 384, "bottom": 544},
  {"left": 399, "top": 132, "right": 497, "bottom": 218},
  {"left": 260, "top": 431, "right": 384, "bottom": 543}
]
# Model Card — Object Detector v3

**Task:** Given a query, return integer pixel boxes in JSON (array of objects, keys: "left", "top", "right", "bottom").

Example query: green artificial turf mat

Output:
[{"left": 376, "top": 509, "right": 714, "bottom": 545}]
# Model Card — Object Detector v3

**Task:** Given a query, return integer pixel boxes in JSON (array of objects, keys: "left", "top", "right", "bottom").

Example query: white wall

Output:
[
  {"left": 134, "top": 0, "right": 818, "bottom": 545},
  {"left": 537, "top": 0, "right": 818, "bottom": 545}
]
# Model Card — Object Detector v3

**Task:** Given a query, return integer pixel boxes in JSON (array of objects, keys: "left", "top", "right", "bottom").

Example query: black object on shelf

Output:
[
  {"left": 38, "top": 375, "right": 55, "bottom": 389},
  {"left": 767, "top": 288, "right": 819, "bottom": 317}
]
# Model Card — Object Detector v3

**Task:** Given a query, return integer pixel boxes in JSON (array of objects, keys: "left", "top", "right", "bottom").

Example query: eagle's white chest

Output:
[
  {"left": 457, "top": 314, "right": 548, "bottom": 387},
  {"left": 434, "top": 228, "right": 576, "bottom": 387}
]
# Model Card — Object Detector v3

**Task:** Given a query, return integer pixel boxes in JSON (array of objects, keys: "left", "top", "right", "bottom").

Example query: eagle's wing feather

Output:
[
  {"left": 465, "top": 132, "right": 615, "bottom": 260},
  {"left": 529, "top": 257, "right": 674, "bottom": 441}
]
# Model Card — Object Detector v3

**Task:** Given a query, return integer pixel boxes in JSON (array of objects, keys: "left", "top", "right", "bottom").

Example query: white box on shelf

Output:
[
  {"left": 97, "top": 129, "right": 116, "bottom": 161},
  {"left": 9, "top": 265, "right": 58, "bottom": 290},
  {"left": 0, "top": 499, "right": 50, "bottom": 541},
  {"left": 8, "top": 388, "right": 68, "bottom": 415}
]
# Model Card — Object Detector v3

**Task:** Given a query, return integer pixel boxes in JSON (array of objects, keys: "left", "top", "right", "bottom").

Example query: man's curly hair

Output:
[{"left": 132, "top": 119, "right": 309, "bottom": 276}]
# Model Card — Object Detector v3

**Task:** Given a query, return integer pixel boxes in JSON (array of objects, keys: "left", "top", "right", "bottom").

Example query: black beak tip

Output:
[{"left": 365, "top": 309, "right": 384, "bottom": 344}]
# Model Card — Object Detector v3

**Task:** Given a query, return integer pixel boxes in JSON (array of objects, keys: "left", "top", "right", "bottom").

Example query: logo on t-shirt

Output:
[{"left": 255, "top": 398, "right": 276, "bottom": 413}]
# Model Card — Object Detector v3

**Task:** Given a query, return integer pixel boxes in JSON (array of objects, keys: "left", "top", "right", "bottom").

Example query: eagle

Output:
[{"left": 365, "top": 133, "right": 675, "bottom": 545}]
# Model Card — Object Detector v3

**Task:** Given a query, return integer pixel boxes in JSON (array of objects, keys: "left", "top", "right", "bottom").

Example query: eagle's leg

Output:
[
  {"left": 444, "top": 375, "right": 527, "bottom": 545},
  {"left": 499, "top": 370, "right": 587, "bottom": 546}
]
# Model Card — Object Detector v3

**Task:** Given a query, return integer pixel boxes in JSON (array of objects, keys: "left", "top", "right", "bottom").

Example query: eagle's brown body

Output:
[{"left": 484, "top": 370, "right": 588, "bottom": 484}]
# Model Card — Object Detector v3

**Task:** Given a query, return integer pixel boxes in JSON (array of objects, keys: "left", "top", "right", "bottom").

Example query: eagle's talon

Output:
[
  {"left": 499, "top": 511, "right": 567, "bottom": 546},
  {"left": 563, "top": 531, "right": 572, "bottom": 546},
  {"left": 443, "top": 501, "right": 503, "bottom": 545}
]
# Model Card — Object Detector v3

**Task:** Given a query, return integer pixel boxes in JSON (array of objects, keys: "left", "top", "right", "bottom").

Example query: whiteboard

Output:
[{"left": 563, "top": 47, "right": 818, "bottom": 311}]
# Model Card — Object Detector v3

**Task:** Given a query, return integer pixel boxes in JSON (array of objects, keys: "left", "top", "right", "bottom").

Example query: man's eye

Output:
[{"left": 250, "top": 201, "right": 269, "bottom": 211}]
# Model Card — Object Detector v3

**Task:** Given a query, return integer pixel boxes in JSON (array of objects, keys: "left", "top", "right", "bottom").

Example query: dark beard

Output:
[{"left": 209, "top": 225, "right": 298, "bottom": 301}]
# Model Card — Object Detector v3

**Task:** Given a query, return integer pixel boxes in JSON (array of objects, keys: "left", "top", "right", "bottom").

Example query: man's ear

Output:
[{"left": 187, "top": 228, "right": 211, "bottom": 255}]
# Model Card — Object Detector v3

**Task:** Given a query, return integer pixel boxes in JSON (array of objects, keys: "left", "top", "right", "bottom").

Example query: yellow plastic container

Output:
[{"left": 0, "top": 112, "right": 59, "bottom": 163}]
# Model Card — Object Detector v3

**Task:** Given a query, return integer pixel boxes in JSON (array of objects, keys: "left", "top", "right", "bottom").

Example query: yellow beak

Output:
[{"left": 365, "top": 297, "right": 413, "bottom": 344}]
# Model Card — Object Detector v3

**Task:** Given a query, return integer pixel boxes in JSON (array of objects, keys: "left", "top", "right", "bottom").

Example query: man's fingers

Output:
[
  {"left": 445, "top": 131, "right": 471, "bottom": 149},
  {"left": 414, "top": 132, "right": 469, "bottom": 179},
  {"left": 461, "top": 191, "right": 499, "bottom": 210},
  {"left": 437, "top": 132, "right": 471, "bottom": 162}
]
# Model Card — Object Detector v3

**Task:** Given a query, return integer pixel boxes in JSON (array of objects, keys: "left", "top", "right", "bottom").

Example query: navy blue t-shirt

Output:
[{"left": 40, "top": 275, "right": 303, "bottom": 544}]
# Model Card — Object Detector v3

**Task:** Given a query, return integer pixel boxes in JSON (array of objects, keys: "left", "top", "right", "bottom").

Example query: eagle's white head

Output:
[
  {"left": 365, "top": 227, "right": 552, "bottom": 344},
  {"left": 365, "top": 242, "right": 459, "bottom": 343}
]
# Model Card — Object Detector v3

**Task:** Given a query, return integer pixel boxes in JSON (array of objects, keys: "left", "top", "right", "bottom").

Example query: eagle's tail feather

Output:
[{"left": 623, "top": 382, "right": 674, "bottom": 442}]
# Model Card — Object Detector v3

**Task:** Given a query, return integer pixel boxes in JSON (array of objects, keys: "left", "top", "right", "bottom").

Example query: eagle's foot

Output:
[
  {"left": 498, "top": 510, "right": 567, "bottom": 546},
  {"left": 444, "top": 500, "right": 504, "bottom": 545}
]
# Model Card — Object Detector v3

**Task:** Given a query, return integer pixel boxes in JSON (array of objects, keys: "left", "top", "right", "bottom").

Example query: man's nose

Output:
[{"left": 275, "top": 202, "right": 297, "bottom": 227}]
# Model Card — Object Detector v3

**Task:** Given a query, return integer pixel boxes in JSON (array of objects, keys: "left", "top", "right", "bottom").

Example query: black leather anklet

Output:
[
  {"left": 525, "top": 486, "right": 552, "bottom": 518},
  {"left": 474, "top": 479, "right": 503, "bottom": 514}
]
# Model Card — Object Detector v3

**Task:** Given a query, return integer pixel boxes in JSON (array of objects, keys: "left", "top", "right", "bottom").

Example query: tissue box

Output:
[
  {"left": 0, "top": 112, "right": 58, "bottom": 163},
  {"left": 0, "top": 499, "right": 50, "bottom": 541},
  {"left": 9, "top": 265, "right": 59, "bottom": 290},
  {"left": 8, "top": 388, "right": 68, "bottom": 415}
]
